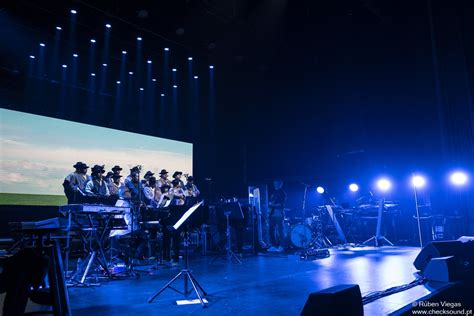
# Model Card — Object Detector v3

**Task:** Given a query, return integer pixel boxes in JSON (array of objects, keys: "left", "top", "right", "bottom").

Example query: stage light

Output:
[
  {"left": 139, "top": 87, "right": 144, "bottom": 91},
  {"left": 128, "top": 71, "right": 133, "bottom": 75},
  {"left": 209, "top": 65, "right": 214, "bottom": 69},
  {"left": 316, "top": 186, "right": 325, "bottom": 194},
  {"left": 137, "top": 37, "right": 142, "bottom": 41},
  {"left": 91, "top": 73, "right": 96, "bottom": 76},
  {"left": 188, "top": 57, "right": 193, "bottom": 61},
  {"left": 105, "top": 23, "right": 111, "bottom": 28},
  {"left": 152, "top": 78, "right": 157, "bottom": 82},
  {"left": 29, "top": 55, "right": 35, "bottom": 59},
  {"left": 376, "top": 178, "right": 392, "bottom": 192},
  {"left": 122, "top": 50, "right": 127, "bottom": 55},
  {"left": 450, "top": 171, "right": 468, "bottom": 186},
  {"left": 173, "top": 85, "right": 177, "bottom": 88},
  {"left": 70, "top": 9, "right": 77, "bottom": 14},
  {"left": 116, "top": 80, "right": 121, "bottom": 84},
  {"left": 73, "top": 53, "right": 78, "bottom": 57},
  {"left": 172, "top": 68, "right": 177, "bottom": 72},
  {"left": 40, "top": 43, "right": 45, "bottom": 47},
  {"left": 56, "top": 26, "right": 62, "bottom": 30},
  {"left": 349, "top": 183, "right": 359, "bottom": 192},
  {"left": 102, "top": 63, "right": 107, "bottom": 67},
  {"left": 90, "top": 39, "right": 96, "bottom": 43},
  {"left": 62, "top": 64, "right": 67, "bottom": 68},
  {"left": 411, "top": 175, "right": 426, "bottom": 188},
  {"left": 164, "top": 48, "right": 169, "bottom": 51},
  {"left": 161, "top": 93, "right": 165, "bottom": 97},
  {"left": 194, "top": 76, "right": 198, "bottom": 79},
  {"left": 147, "top": 60, "right": 152, "bottom": 64}
]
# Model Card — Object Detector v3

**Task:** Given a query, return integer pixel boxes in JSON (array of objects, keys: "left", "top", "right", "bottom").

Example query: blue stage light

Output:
[
  {"left": 152, "top": 78, "right": 157, "bottom": 82},
  {"left": 172, "top": 68, "right": 177, "bottom": 72},
  {"left": 376, "top": 178, "right": 392, "bottom": 192},
  {"left": 209, "top": 65, "right": 214, "bottom": 69},
  {"left": 349, "top": 183, "right": 359, "bottom": 192},
  {"left": 137, "top": 37, "right": 142, "bottom": 41},
  {"left": 116, "top": 81, "right": 121, "bottom": 84},
  {"left": 40, "top": 43, "right": 45, "bottom": 47},
  {"left": 194, "top": 76, "right": 198, "bottom": 79},
  {"left": 316, "top": 186, "right": 325, "bottom": 194},
  {"left": 128, "top": 71, "right": 133, "bottom": 75},
  {"left": 102, "top": 63, "right": 107, "bottom": 67},
  {"left": 62, "top": 64, "right": 67, "bottom": 68},
  {"left": 91, "top": 73, "right": 96, "bottom": 77},
  {"left": 139, "top": 87, "right": 144, "bottom": 91},
  {"left": 90, "top": 39, "right": 96, "bottom": 43},
  {"left": 161, "top": 93, "right": 165, "bottom": 97},
  {"left": 29, "top": 55, "right": 35, "bottom": 59},
  {"left": 164, "top": 48, "right": 169, "bottom": 51},
  {"left": 450, "top": 171, "right": 468, "bottom": 186},
  {"left": 173, "top": 85, "right": 178, "bottom": 88},
  {"left": 70, "top": 9, "right": 77, "bottom": 14},
  {"left": 105, "top": 23, "right": 111, "bottom": 28},
  {"left": 56, "top": 26, "right": 62, "bottom": 30},
  {"left": 122, "top": 50, "right": 127, "bottom": 55},
  {"left": 411, "top": 175, "right": 426, "bottom": 188},
  {"left": 188, "top": 57, "right": 193, "bottom": 61},
  {"left": 147, "top": 60, "right": 152, "bottom": 64},
  {"left": 73, "top": 53, "right": 78, "bottom": 57}
]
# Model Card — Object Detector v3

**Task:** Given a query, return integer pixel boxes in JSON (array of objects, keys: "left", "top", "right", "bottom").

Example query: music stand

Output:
[
  {"left": 362, "top": 198, "right": 394, "bottom": 247},
  {"left": 148, "top": 201, "right": 208, "bottom": 307}
]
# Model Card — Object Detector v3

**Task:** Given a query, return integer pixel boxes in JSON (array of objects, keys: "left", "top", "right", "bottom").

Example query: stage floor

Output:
[{"left": 68, "top": 246, "right": 439, "bottom": 315}]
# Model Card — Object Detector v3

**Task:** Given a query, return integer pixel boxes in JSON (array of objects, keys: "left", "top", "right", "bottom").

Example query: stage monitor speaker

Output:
[
  {"left": 301, "top": 284, "right": 363, "bottom": 316},
  {"left": 423, "top": 255, "right": 473, "bottom": 282},
  {"left": 413, "top": 240, "right": 464, "bottom": 271}
]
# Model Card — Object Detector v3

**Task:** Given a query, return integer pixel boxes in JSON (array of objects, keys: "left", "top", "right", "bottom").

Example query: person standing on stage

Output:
[
  {"left": 84, "top": 165, "right": 110, "bottom": 201},
  {"left": 268, "top": 179, "right": 287, "bottom": 252},
  {"left": 142, "top": 176, "right": 159, "bottom": 207},
  {"left": 63, "top": 162, "right": 89, "bottom": 204},
  {"left": 172, "top": 171, "right": 185, "bottom": 187},
  {"left": 142, "top": 170, "right": 155, "bottom": 186},
  {"left": 111, "top": 165, "right": 123, "bottom": 183},
  {"left": 121, "top": 171, "right": 141, "bottom": 203},
  {"left": 108, "top": 174, "right": 123, "bottom": 198},
  {"left": 183, "top": 176, "right": 200, "bottom": 197},
  {"left": 157, "top": 169, "right": 171, "bottom": 188},
  {"left": 171, "top": 179, "right": 186, "bottom": 205}
]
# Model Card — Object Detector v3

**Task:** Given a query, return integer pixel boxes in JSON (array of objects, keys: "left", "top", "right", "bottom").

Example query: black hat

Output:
[
  {"left": 105, "top": 171, "right": 114, "bottom": 178},
  {"left": 112, "top": 174, "right": 123, "bottom": 179},
  {"left": 144, "top": 171, "right": 155, "bottom": 178},
  {"left": 148, "top": 176, "right": 157, "bottom": 185},
  {"left": 91, "top": 164, "right": 105, "bottom": 174},
  {"left": 187, "top": 176, "right": 194, "bottom": 182},
  {"left": 112, "top": 165, "right": 122, "bottom": 171},
  {"left": 130, "top": 166, "right": 140, "bottom": 173},
  {"left": 73, "top": 162, "right": 89, "bottom": 169},
  {"left": 159, "top": 169, "right": 168, "bottom": 175},
  {"left": 172, "top": 171, "right": 183, "bottom": 178}
]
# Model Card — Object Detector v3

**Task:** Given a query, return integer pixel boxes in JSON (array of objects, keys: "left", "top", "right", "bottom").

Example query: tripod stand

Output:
[
  {"left": 148, "top": 224, "right": 207, "bottom": 307},
  {"left": 362, "top": 198, "right": 394, "bottom": 247},
  {"left": 212, "top": 211, "right": 242, "bottom": 264}
]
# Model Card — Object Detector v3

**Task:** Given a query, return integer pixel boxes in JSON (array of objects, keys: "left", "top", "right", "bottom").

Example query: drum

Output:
[{"left": 289, "top": 224, "right": 312, "bottom": 248}]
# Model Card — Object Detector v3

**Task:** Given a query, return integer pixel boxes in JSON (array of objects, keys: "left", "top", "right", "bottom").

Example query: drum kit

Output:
[{"left": 283, "top": 207, "right": 330, "bottom": 250}]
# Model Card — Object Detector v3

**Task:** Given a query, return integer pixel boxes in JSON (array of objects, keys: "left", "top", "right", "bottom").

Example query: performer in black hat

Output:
[
  {"left": 141, "top": 170, "right": 155, "bottom": 186},
  {"left": 267, "top": 179, "right": 287, "bottom": 252},
  {"left": 157, "top": 169, "right": 171, "bottom": 188},
  {"left": 63, "top": 162, "right": 89, "bottom": 204},
  {"left": 84, "top": 165, "right": 110, "bottom": 200},
  {"left": 108, "top": 174, "right": 123, "bottom": 198},
  {"left": 172, "top": 171, "right": 185, "bottom": 187}
]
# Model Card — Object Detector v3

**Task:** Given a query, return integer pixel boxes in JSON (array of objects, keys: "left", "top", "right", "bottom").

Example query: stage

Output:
[{"left": 66, "top": 246, "right": 445, "bottom": 315}]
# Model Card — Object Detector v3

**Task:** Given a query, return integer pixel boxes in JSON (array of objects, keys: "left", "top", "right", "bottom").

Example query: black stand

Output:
[
  {"left": 212, "top": 211, "right": 241, "bottom": 264},
  {"left": 148, "top": 225, "right": 207, "bottom": 307},
  {"left": 362, "top": 198, "right": 394, "bottom": 247}
]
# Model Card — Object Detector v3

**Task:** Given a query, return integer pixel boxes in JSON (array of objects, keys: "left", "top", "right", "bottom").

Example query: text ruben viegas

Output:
[{"left": 418, "top": 301, "right": 462, "bottom": 308}]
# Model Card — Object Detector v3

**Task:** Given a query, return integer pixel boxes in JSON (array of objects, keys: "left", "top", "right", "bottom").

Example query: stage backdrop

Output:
[{"left": 0, "top": 108, "right": 193, "bottom": 206}]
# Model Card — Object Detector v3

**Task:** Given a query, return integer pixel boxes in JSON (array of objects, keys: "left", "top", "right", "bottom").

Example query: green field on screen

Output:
[{"left": 0, "top": 193, "right": 67, "bottom": 206}]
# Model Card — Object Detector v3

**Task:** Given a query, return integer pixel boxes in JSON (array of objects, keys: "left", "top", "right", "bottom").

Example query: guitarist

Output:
[{"left": 268, "top": 179, "right": 287, "bottom": 252}]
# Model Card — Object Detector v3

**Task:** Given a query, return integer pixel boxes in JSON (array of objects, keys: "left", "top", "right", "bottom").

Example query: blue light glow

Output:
[
  {"left": 90, "top": 39, "right": 96, "bottom": 43},
  {"left": 164, "top": 48, "right": 169, "bottom": 51},
  {"left": 152, "top": 78, "right": 157, "bottom": 82},
  {"left": 128, "top": 71, "right": 133, "bottom": 75},
  {"left": 40, "top": 43, "right": 45, "bottom": 47},
  {"left": 29, "top": 55, "right": 35, "bottom": 59},
  {"left": 161, "top": 93, "right": 165, "bottom": 97},
  {"left": 450, "top": 171, "right": 468, "bottom": 186},
  {"left": 102, "top": 63, "right": 107, "bottom": 67},
  {"left": 139, "top": 87, "right": 144, "bottom": 91},
  {"left": 411, "top": 175, "right": 426, "bottom": 188},
  {"left": 194, "top": 76, "right": 198, "bottom": 79},
  {"left": 116, "top": 81, "right": 121, "bottom": 84},
  {"left": 188, "top": 57, "right": 193, "bottom": 61},
  {"left": 105, "top": 23, "right": 111, "bottom": 28},
  {"left": 209, "top": 65, "right": 214, "bottom": 69},
  {"left": 73, "top": 53, "right": 78, "bottom": 58},
  {"left": 147, "top": 60, "right": 152, "bottom": 64},
  {"left": 91, "top": 73, "right": 96, "bottom": 77},
  {"left": 62, "top": 64, "right": 67, "bottom": 68},
  {"left": 172, "top": 68, "right": 177, "bottom": 72},
  {"left": 137, "top": 37, "right": 142, "bottom": 41},
  {"left": 70, "top": 9, "right": 77, "bottom": 14},
  {"left": 56, "top": 26, "right": 62, "bottom": 30},
  {"left": 122, "top": 50, "right": 127, "bottom": 55},
  {"left": 173, "top": 85, "right": 178, "bottom": 88},
  {"left": 316, "top": 186, "right": 325, "bottom": 194},
  {"left": 376, "top": 178, "right": 392, "bottom": 192},
  {"left": 349, "top": 183, "right": 359, "bottom": 192}
]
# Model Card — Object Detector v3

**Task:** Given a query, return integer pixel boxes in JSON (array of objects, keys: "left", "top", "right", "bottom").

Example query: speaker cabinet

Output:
[
  {"left": 413, "top": 240, "right": 464, "bottom": 271},
  {"left": 301, "top": 284, "right": 363, "bottom": 316}
]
